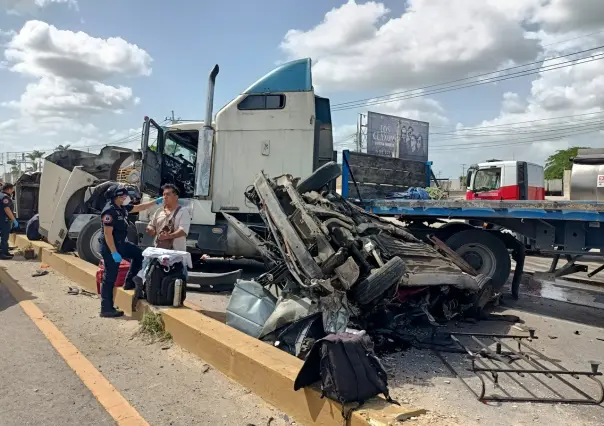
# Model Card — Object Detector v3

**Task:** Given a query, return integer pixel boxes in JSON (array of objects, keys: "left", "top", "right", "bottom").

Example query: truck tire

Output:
[
  {"left": 77, "top": 218, "right": 140, "bottom": 265},
  {"left": 296, "top": 161, "right": 342, "bottom": 194},
  {"left": 445, "top": 229, "right": 511, "bottom": 291},
  {"left": 351, "top": 256, "right": 406, "bottom": 306},
  {"left": 77, "top": 217, "right": 104, "bottom": 265}
]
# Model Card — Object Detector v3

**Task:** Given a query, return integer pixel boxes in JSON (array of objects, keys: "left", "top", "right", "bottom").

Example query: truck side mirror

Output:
[{"left": 466, "top": 170, "right": 473, "bottom": 189}]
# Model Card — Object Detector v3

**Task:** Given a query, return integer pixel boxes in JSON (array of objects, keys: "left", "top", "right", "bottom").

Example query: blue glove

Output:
[
  {"left": 111, "top": 252, "right": 122, "bottom": 263},
  {"left": 155, "top": 197, "right": 163, "bottom": 205},
  {"left": 12, "top": 219, "right": 19, "bottom": 228}
]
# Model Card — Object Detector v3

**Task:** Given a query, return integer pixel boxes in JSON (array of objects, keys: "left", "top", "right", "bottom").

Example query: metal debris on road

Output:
[
  {"left": 224, "top": 167, "right": 498, "bottom": 357},
  {"left": 435, "top": 330, "right": 604, "bottom": 404}
]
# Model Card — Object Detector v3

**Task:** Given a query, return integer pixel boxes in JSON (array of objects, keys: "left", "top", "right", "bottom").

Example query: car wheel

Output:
[{"left": 351, "top": 256, "right": 406, "bottom": 305}]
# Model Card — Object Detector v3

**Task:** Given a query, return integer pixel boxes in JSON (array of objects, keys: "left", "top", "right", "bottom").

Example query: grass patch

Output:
[{"left": 137, "top": 312, "right": 172, "bottom": 343}]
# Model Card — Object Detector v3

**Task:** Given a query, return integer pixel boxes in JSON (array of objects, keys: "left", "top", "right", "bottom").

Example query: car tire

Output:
[
  {"left": 445, "top": 229, "right": 511, "bottom": 291},
  {"left": 296, "top": 161, "right": 342, "bottom": 194},
  {"left": 351, "top": 256, "right": 406, "bottom": 306},
  {"left": 77, "top": 217, "right": 103, "bottom": 265}
]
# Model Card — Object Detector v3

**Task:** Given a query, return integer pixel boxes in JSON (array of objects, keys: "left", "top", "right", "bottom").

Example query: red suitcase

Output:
[{"left": 96, "top": 259, "right": 131, "bottom": 294}]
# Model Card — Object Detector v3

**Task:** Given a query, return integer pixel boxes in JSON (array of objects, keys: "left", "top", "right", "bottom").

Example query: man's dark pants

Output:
[
  {"left": 0, "top": 219, "right": 10, "bottom": 255},
  {"left": 100, "top": 242, "right": 143, "bottom": 312}
]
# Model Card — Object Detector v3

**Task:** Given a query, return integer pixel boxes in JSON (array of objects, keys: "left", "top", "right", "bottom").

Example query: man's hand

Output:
[
  {"left": 146, "top": 226, "right": 156, "bottom": 236},
  {"left": 157, "top": 231, "right": 172, "bottom": 241}
]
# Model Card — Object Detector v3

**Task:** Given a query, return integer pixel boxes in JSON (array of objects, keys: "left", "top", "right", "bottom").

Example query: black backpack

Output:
[
  {"left": 294, "top": 333, "right": 398, "bottom": 419},
  {"left": 144, "top": 259, "right": 187, "bottom": 306}
]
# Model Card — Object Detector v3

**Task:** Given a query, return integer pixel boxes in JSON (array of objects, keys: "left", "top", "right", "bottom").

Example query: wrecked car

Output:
[{"left": 225, "top": 162, "right": 495, "bottom": 358}]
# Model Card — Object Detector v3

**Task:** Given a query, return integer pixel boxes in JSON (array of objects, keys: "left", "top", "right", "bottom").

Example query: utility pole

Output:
[
  {"left": 165, "top": 110, "right": 180, "bottom": 124},
  {"left": 356, "top": 113, "right": 362, "bottom": 152}
]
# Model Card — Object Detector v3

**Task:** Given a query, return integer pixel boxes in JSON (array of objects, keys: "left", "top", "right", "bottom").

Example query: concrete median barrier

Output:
[{"left": 7, "top": 233, "right": 426, "bottom": 426}]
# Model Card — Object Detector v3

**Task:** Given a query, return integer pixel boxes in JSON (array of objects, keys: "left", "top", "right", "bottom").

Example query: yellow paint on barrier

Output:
[{"left": 0, "top": 267, "right": 150, "bottom": 426}]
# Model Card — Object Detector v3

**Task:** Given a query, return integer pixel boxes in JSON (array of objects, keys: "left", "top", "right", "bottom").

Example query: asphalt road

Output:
[
  {"left": 0, "top": 284, "right": 115, "bottom": 426},
  {"left": 0, "top": 259, "right": 293, "bottom": 426}
]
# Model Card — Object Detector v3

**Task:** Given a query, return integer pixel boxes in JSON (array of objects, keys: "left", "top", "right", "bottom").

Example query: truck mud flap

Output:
[{"left": 187, "top": 269, "right": 243, "bottom": 293}]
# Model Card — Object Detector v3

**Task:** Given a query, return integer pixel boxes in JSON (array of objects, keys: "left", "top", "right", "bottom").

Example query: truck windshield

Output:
[
  {"left": 164, "top": 133, "right": 196, "bottom": 164},
  {"left": 472, "top": 168, "right": 501, "bottom": 192}
]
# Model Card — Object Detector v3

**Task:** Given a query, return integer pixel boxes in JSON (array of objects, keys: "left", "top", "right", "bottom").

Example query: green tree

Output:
[
  {"left": 544, "top": 147, "right": 586, "bottom": 180},
  {"left": 54, "top": 144, "right": 71, "bottom": 152},
  {"left": 459, "top": 175, "right": 467, "bottom": 186},
  {"left": 26, "top": 150, "right": 45, "bottom": 172}
]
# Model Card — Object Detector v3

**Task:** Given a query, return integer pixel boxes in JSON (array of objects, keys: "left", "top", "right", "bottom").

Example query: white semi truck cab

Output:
[
  {"left": 35, "top": 58, "right": 336, "bottom": 265},
  {"left": 135, "top": 58, "right": 336, "bottom": 260}
]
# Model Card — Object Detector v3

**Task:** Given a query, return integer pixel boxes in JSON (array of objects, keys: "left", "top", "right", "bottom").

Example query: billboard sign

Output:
[{"left": 366, "top": 111, "right": 429, "bottom": 162}]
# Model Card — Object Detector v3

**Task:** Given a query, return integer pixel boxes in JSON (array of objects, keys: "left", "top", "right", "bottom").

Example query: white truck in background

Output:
[{"left": 35, "top": 58, "right": 337, "bottom": 265}]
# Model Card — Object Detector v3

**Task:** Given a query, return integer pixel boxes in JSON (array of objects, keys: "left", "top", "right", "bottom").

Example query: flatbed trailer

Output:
[{"left": 340, "top": 150, "right": 604, "bottom": 298}]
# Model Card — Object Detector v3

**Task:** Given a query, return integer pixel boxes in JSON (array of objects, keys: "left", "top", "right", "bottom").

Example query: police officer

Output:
[
  {"left": 99, "top": 184, "right": 161, "bottom": 318},
  {"left": 0, "top": 183, "right": 18, "bottom": 260}
]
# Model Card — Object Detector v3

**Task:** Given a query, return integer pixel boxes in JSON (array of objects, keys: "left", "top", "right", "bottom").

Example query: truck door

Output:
[
  {"left": 517, "top": 161, "right": 528, "bottom": 200},
  {"left": 313, "top": 96, "right": 334, "bottom": 171},
  {"left": 140, "top": 118, "right": 164, "bottom": 196}
]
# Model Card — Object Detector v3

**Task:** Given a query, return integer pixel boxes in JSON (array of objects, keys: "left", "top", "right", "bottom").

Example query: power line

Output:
[
  {"left": 541, "top": 29, "right": 604, "bottom": 47},
  {"left": 430, "top": 110, "right": 604, "bottom": 131},
  {"left": 332, "top": 53, "right": 604, "bottom": 111},
  {"left": 431, "top": 127, "right": 603, "bottom": 152},
  {"left": 331, "top": 44, "right": 604, "bottom": 109},
  {"left": 430, "top": 118, "right": 604, "bottom": 141}
]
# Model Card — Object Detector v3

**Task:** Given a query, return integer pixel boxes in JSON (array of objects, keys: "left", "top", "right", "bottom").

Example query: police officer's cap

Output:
[{"left": 105, "top": 184, "right": 128, "bottom": 199}]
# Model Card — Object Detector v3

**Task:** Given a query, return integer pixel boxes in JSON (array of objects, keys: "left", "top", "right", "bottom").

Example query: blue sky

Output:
[{"left": 1, "top": 0, "right": 603, "bottom": 178}]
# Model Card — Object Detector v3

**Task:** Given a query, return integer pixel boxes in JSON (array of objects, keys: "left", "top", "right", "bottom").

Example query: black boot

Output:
[
  {"left": 123, "top": 279, "right": 136, "bottom": 291},
  {"left": 100, "top": 308, "right": 124, "bottom": 318},
  {"left": 0, "top": 253, "right": 13, "bottom": 260}
]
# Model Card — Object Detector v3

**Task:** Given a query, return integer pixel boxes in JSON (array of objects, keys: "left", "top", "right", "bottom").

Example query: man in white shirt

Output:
[{"left": 145, "top": 184, "right": 190, "bottom": 251}]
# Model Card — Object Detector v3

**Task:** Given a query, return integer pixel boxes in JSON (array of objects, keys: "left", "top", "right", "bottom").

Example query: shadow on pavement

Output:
[{"left": 0, "top": 265, "right": 37, "bottom": 313}]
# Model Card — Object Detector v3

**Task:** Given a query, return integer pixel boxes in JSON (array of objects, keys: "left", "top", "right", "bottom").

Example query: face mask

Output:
[{"left": 122, "top": 196, "right": 132, "bottom": 206}]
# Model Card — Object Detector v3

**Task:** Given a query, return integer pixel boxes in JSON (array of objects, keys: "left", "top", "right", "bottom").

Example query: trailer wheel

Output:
[
  {"left": 77, "top": 217, "right": 103, "bottom": 265},
  {"left": 351, "top": 256, "right": 406, "bottom": 306},
  {"left": 445, "top": 229, "right": 511, "bottom": 291},
  {"left": 296, "top": 161, "right": 342, "bottom": 194}
]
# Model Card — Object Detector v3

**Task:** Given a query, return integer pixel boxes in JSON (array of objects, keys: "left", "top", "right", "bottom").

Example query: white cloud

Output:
[
  {"left": 282, "top": 1, "right": 604, "bottom": 177},
  {"left": 1, "top": 0, "right": 77, "bottom": 15},
  {"left": 333, "top": 123, "right": 358, "bottom": 152},
  {"left": 281, "top": 0, "right": 540, "bottom": 92},
  {"left": 531, "top": 0, "right": 604, "bottom": 33},
  {"left": 5, "top": 21, "right": 151, "bottom": 80},
  {"left": 428, "top": 50, "right": 604, "bottom": 177},
  {"left": 0, "top": 21, "right": 151, "bottom": 152},
  {"left": 3, "top": 76, "right": 137, "bottom": 117},
  {"left": 367, "top": 94, "right": 449, "bottom": 127}
]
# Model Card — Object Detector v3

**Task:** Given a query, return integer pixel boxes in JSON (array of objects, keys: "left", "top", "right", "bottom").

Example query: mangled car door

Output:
[{"left": 140, "top": 118, "right": 164, "bottom": 196}]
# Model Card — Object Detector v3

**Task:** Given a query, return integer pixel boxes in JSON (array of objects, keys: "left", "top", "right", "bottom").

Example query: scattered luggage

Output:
[
  {"left": 294, "top": 332, "right": 397, "bottom": 418},
  {"left": 95, "top": 259, "right": 131, "bottom": 294},
  {"left": 144, "top": 258, "right": 187, "bottom": 306},
  {"left": 226, "top": 280, "right": 277, "bottom": 338}
]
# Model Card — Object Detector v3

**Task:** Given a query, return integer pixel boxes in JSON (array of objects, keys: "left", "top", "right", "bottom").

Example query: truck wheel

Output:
[
  {"left": 77, "top": 217, "right": 103, "bottom": 265},
  {"left": 445, "top": 230, "right": 511, "bottom": 291},
  {"left": 296, "top": 161, "right": 342, "bottom": 194},
  {"left": 351, "top": 256, "right": 406, "bottom": 306}
]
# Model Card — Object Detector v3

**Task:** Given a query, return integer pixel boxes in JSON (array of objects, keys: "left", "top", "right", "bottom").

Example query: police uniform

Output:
[
  {"left": 99, "top": 186, "right": 143, "bottom": 315},
  {"left": 0, "top": 191, "right": 15, "bottom": 256}
]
